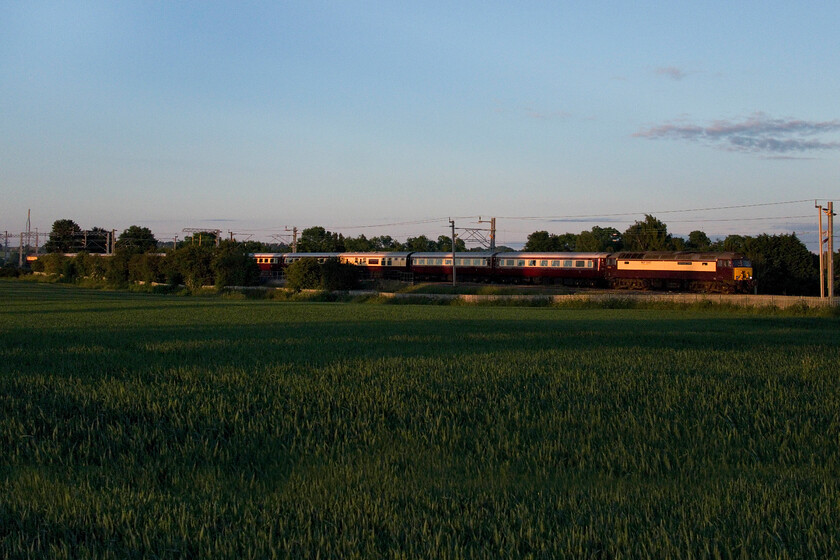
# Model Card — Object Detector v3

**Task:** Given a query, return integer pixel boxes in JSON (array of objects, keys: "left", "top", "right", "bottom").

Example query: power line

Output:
[{"left": 496, "top": 199, "right": 816, "bottom": 221}]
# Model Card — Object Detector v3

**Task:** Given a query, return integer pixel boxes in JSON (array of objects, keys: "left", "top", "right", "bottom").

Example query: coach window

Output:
[
  {"left": 563, "top": 260, "right": 572, "bottom": 268},
  {"left": 551, "top": 260, "right": 560, "bottom": 267},
  {"left": 540, "top": 260, "right": 548, "bottom": 267},
  {"left": 575, "top": 261, "right": 585, "bottom": 268},
  {"left": 528, "top": 260, "right": 536, "bottom": 267}
]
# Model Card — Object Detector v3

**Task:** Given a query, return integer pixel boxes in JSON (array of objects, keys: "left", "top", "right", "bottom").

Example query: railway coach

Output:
[
  {"left": 409, "top": 252, "right": 495, "bottom": 282},
  {"left": 339, "top": 252, "right": 412, "bottom": 279},
  {"left": 493, "top": 252, "right": 610, "bottom": 286}
]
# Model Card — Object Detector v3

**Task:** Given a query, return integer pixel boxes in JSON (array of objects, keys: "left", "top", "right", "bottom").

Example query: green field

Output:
[{"left": 2, "top": 281, "right": 839, "bottom": 558}]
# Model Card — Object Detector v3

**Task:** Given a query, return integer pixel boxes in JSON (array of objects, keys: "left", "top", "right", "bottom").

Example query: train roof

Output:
[
  {"left": 341, "top": 252, "right": 413, "bottom": 258},
  {"left": 282, "top": 252, "right": 341, "bottom": 258},
  {"left": 410, "top": 252, "right": 497, "bottom": 258},
  {"left": 499, "top": 252, "right": 611, "bottom": 259},
  {"left": 612, "top": 251, "right": 744, "bottom": 260}
]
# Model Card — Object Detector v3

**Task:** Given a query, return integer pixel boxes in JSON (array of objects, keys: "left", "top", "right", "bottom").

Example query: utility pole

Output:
[
  {"left": 290, "top": 227, "right": 298, "bottom": 253},
  {"left": 477, "top": 217, "right": 497, "bottom": 250},
  {"left": 4, "top": 231, "right": 8, "bottom": 263},
  {"left": 829, "top": 201, "right": 835, "bottom": 300},
  {"left": 450, "top": 218, "right": 457, "bottom": 286},
  {"left": 19, "top": 233, "right": 23, "bottom": 267},
  {"left": 817, "top": 201, "right": 836, "bottom": 300}
]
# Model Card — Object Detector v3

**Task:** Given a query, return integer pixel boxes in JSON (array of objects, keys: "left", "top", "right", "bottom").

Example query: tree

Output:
[
  {"left": 436, "top": 235, "right": 466, "bottom": 252},
  {"left": 576, "top": 226, "right": 622, "bottom": 252},
  {"left": 686, "top": 230, "right": 712, "bottom": 251},
  {"left": 344, "top": 235, "right": 373, "bottom": 252},
  {"left": 212, "top": 241, "right": 261, "bottom": 288},
  {"left": 744, "top": 234, "right": 817, "bottom": 295},
  {"left": 45, "top": 219, "right": 82, "bottom": 253},
  {"left": 623, "top": 215, "right": 673, "bottom": 251},
  {"left": 284, "top": 258, "right": 322, "bottom": 291},
  {"left": 85, "top": 227, "right": 111, "bottom": 253},
  {"left": 524, "top": 231, "right": 553, "bottom": 251},
  {"left": 297, "top": 226, "right": 345, "bottom": 252},
  {"left": 524, "top": 231, "right": 576, "bottom": 251},
  {"left": 169, "top": 244, "right": 214, "bottom": 290},
  {"left": 117, "top": 226, "right": 158, "bottom": 253},
  {"left": 405, "top": 235, "right": 436, "bottom": 252}
]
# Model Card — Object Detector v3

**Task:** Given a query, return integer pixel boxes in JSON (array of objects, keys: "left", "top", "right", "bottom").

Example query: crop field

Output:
[{"left": 1, "top": 281, "right": 839, "bottom": 558}]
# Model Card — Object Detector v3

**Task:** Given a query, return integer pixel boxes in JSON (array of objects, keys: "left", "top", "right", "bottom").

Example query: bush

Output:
[
  {"left": 212, "top": 242, "right": 261, "bottom": 288},
  {"left": 128, "top": 253, "right": 165, "bottom": 284},
  {"left": 284, "top": 258, "right": 322, "bottom": 292},
  {"left": 0, "top": 263, "right": 20, "bottom": 277},
  {"left": 38, "top": 254, "right": 68, "bottom": 276},
  {"left": 320, "top": 259, "right": 359, "bottom": 291}
]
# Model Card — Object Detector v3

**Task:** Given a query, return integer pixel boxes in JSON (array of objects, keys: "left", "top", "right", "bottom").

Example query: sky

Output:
[{"left": 2, "top": 1, "right": 839, "bottom": 249}]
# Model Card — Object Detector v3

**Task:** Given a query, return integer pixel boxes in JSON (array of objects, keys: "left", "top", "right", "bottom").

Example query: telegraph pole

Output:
[
  {"left": 817, "top": 201, "right": 836, "bottom": 300},
  {"left": 818, "top": 203, "right": 825, "bottom": 298},
  {"left": 450, "top": 218, "right": 457, "bottom": 286},
  {"left": 829, "top": 201, "right": 835, "bottom": 300}
]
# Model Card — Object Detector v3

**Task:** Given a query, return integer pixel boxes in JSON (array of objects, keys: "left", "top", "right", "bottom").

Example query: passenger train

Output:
[{"left": 252, "top": 251, "right": 754, "bottom": 293}]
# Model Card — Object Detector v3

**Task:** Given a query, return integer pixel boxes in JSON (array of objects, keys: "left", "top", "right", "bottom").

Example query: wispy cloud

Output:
[
  {"left": 634, "top": 113, "right": 840, "bottom": 155},
  {"left": 655, "top": 66, "right": 686, "bottom": 81}
]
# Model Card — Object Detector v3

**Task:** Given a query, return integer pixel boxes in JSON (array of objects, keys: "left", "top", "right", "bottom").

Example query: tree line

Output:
[{"left": 4, "top": 216, "right": 836, "bottom": 296}]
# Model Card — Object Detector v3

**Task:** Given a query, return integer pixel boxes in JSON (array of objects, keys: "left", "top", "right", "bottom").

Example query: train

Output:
[{"left": 252, "top": 251, "right": 754, "bottom": 293}]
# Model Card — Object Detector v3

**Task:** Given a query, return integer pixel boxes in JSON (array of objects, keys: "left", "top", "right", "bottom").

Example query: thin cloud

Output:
[
  {"left": 655, "top": 66, "right": 686, "bottom": 81},
  {"left": 634, "top": 113, "right": 840, "bottom": 154}
]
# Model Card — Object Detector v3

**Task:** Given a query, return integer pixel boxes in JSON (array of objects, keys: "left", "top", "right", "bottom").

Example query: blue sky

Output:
[{"left": 2, "top": 1, "right": 838, "bottom": 248}]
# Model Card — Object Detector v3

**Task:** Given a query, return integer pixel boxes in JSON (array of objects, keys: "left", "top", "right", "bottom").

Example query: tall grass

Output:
[{"left": 1, "top": 281, "right": 839, "bottom": 557}]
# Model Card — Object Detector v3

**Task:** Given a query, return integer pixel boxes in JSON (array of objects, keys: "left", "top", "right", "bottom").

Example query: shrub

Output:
[{"left": 284, "top": 258, "right": 322, "bottom": 292}]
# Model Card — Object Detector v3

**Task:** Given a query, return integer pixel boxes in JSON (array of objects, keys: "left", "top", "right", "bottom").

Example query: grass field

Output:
[{"left": 2, "top": 280, "right": 839, "bottom": 558}]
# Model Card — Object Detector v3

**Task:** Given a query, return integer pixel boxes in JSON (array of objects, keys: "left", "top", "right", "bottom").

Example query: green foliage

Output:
[
  {"left": 38, "top": 253, "right": 68, "bottom": 276},
  {"left": 0, "top": 263, "right": 20, "bottom": 277},
  {"left": 105, "top": 250, "right": 131, "bottom": 288},
  {"left": 319, "top": 258, "right": 359, "bottom": 291},
  {"left": 117, "top": 225, "right": 158, "bottom": 253},
  {"left": 212, "top": 241, "right": 261, "bottom": 288},
  {"left": 297, "top": 226, "right": 345, "bottom": 252},
  {"left": 687, "top": 230, "right": 712, "bottom": 251},
  {"left": 128, "top": 253, "right": 166, "bottom": 285},
  {"left": 622, "top": 214, "right": 673, "bottom": 251},
  {"left": 1, "top": 282, "right": 840, "bottom": 558},
  {"left": 576, "top": 226, "right": 623, "bottom": 252},
  {"left": 44, "top": 219, "right": 82, "bottom": 253},
  {"left": 169, "top": 244, "right": 215, "bottom": 291},
  {"left": 405, "top": 235, "right": 437, "bottom": 252},
  {"left": 744, "top": 233, "right": 818, "bottom": 295},
  {"left": 283, "top": 257, "right": 322, "bottom": 291},
  {"left": 524, "top": 231, "right": 576, "bottom": 251}
]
